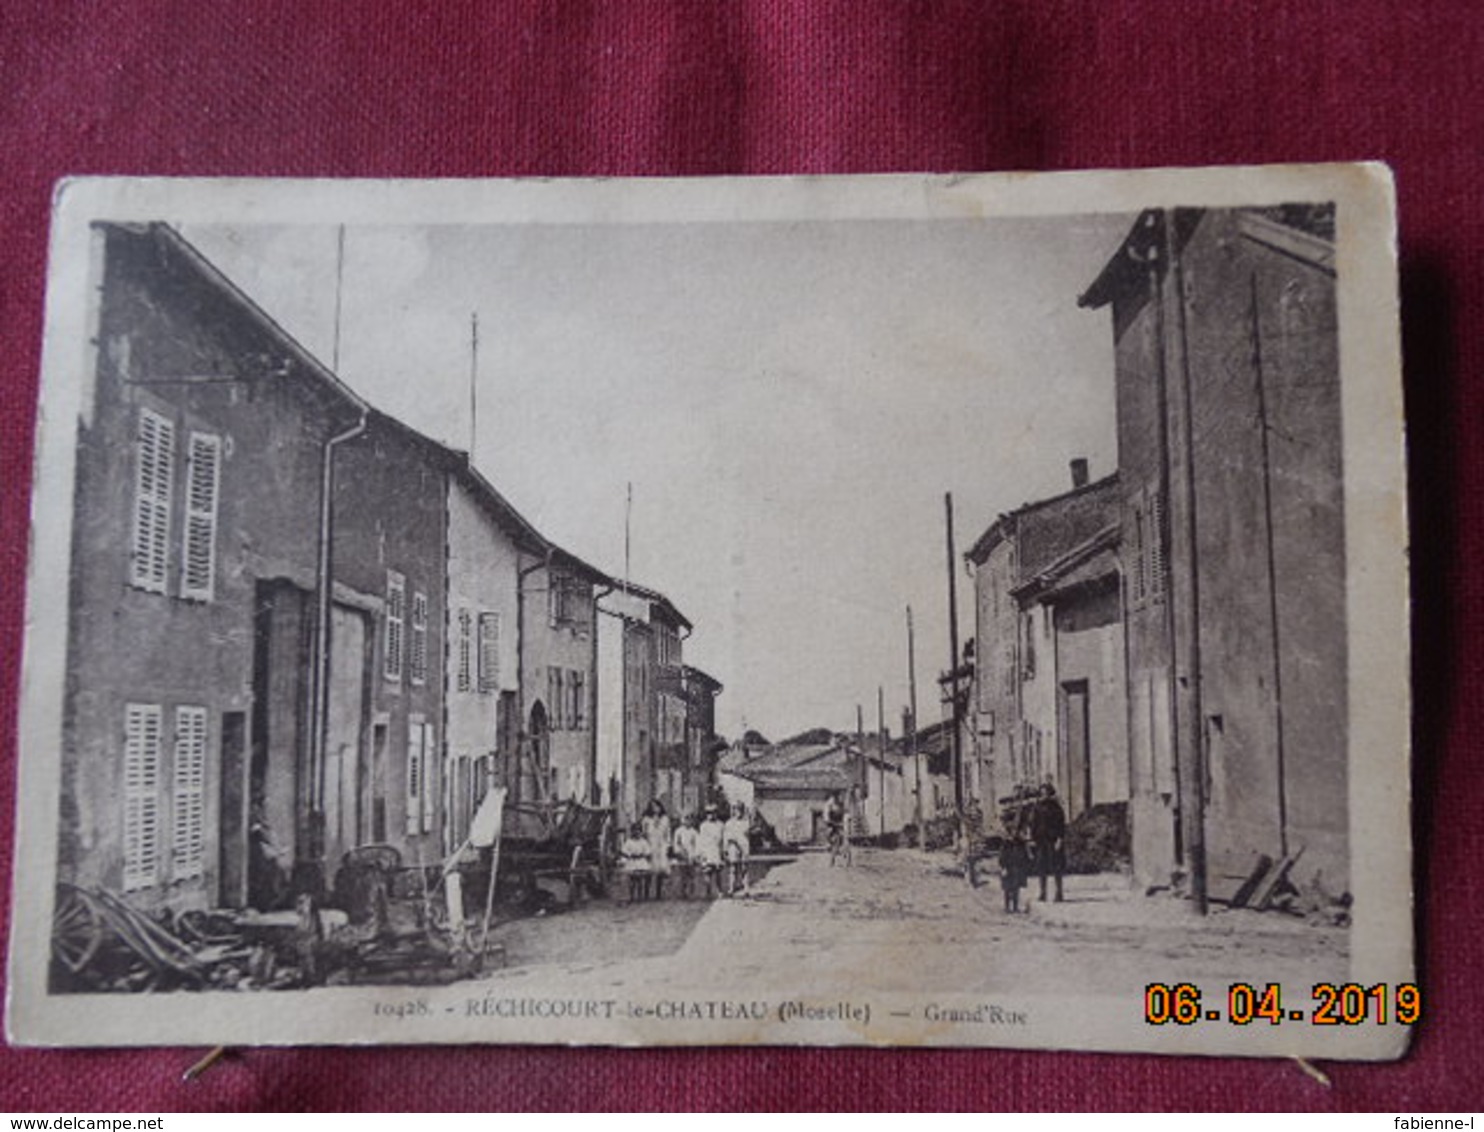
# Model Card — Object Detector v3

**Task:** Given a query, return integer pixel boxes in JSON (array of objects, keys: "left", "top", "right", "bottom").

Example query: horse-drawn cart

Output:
[{"left": 485, "top": 799, "right": 614, "bottom": 909}]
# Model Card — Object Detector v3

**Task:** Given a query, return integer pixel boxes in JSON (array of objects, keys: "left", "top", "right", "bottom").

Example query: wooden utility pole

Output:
[
  {"left": 469, "top": 312, "right": 479, "bottom": 455},
  {"left": 1250, "top": 271, "right": 1289, "bottom": 859},
  {"left": 856, "top": 704, "right": 866, "bottom": 835},
  {"left": 877, "top": 685, "right": 886, "bottom": 839},
  {"left": 624, "top": 482, "right": 632, "bottom": 595},
  {"left": 945, "top": 492, "right": 963, "bottom": 811},
  {"left": 1165, "top": 210, "right": 1209, "bottom": 915},
  {"left": 907, "top": 604, "right": 922, "bottom": 844}
]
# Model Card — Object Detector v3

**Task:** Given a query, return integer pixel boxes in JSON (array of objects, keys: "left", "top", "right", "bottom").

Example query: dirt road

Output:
[{"left": 480, "top": 846, "right": 1348, "bottom": 997}]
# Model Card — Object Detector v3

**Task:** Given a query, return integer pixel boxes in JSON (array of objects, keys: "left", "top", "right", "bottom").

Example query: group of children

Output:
[{"left": 620, "top": 799, "right": 753, "bottom": 902}]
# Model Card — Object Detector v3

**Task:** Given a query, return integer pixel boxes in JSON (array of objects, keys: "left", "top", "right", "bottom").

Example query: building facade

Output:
[
  {"left": 518, "top": 554, "right": 606, "bottom": 808},
  {"left": 60, "top": 223, "right": 367, "bottom": 914},
  {"left": 442, "top": 464, "right": 540, "bottom": 851},
  {"left": 1080, "top": 205, "right": 1345, "bottom": 896},
  {"left": 1011, "top": 523, "right": 1128, "bottom": 819},
  {"left": 681, "top": 665, "right": 724, "bottom": 818},
  {"left": 966, "top": 469, "right": 1124, "bottom": 815},
  {"left": 597, "top": 584, "right": 691, "bottom": 821}
]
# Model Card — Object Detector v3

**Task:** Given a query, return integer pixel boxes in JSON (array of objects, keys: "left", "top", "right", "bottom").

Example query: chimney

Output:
[{"left": 1070, "top": 458, "right": 1090, "bottom": 489}]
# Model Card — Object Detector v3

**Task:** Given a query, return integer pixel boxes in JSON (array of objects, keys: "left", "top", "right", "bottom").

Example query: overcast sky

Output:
[{"left": 184, "top": 211, "right": 1133, "bottom": 740}]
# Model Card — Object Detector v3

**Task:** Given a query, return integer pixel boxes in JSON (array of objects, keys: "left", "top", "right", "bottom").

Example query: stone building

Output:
[
  {"left": 1079, "top": 205, "right": 1344, "bottom": 897},
  {"left": 965, "top": 466, "right": 1125, "bottom": 821},
  {"left": 60, "top": 222, "right": 369, "bottom": 912}
]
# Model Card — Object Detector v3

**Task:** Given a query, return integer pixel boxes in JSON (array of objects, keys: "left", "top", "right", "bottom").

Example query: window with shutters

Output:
[
  {"left": 1128, "top": 493, "right": 1150, "bottom": 610},
  {"left": 549, "top": 667, "right": 566, "bottom": 730},
  {"left": 477, "top": 612, "right": 499, "bottom": 693},
  {"left": 172, "top": 706, "right": 207, "bottom": 880},
  {"left": 421, "top": 721, "right": 437, "bottom": 834},
  {"left": 456, "top": 609, "right": 472, "bottom": 693},
  {"left": 384, "top": 571, "right": 405, "bottom": 682},
  {"left": 409, "top": 591, "right": 428, "bottom": 686},
  {"left": 571, "top": 670, "right": 587, "bottom": 730},
  {"left": 122, "top": 703, "right": 163, "bottom": 891},
  {"left": 1146, "top": 488, "right": 1167, "bottom": 603},
  {"left": 548, "top": 571, "right": 591, "bottom": 631},
  {"left": 130, "top": 409, "right": 174, "bottom": 593},
  {"left": 406, "top": 718, "right": 424, "bottom": 835},
  {"left": 180, "top": 432, "right": 221, "bottom": 601},
  {"left": 1021, "top": 612, "right": 1036, "bottom": 680}
]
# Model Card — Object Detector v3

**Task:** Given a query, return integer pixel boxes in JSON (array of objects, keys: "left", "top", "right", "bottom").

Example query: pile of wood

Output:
[
  {"left": 1207, "top": 848, "right": 1352, "bottom": 925},
  {"left": 50, "top": 880, "right": 494, "bottom": 993},
  {"left": 1064, "top": 802, "right": 1131, "bottom": 874}
]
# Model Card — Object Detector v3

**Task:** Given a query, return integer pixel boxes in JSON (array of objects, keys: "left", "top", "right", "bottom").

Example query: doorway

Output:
[
  {"left": 218, "top": 711, "right": 249, "bottom": 907},
  {"left": 1061, "top": 679, "right": 1091, "bottom": 816},
  {"left": 323, "top": 604, "right": 369, "bottom": 883}
]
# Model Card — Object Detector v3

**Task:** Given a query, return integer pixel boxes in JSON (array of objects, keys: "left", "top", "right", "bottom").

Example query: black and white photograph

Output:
[{"left": 7, "top": 168, "right": 1410, "bottom": 1056}]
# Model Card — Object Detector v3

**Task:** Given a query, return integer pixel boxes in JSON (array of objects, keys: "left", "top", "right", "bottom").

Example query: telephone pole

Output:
[
  {"left": 945, "top": 492, "right": 963, "bottom": 811},
  {"left": 469, "top": 311, "right": 479, "bottom": 455},
  {"left": 907, "top": 605, "right": 922, "bottom": 844},
  {"left": 877, "top": 685, "right": 886, "bottom": 839}
]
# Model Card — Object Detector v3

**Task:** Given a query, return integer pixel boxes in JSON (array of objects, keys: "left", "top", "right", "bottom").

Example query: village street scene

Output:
[{"left": 45, "top": 200, "right": 1351, "bottom": 1002}]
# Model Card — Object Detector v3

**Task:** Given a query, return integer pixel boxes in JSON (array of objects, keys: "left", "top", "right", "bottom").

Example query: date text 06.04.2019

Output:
[{"left": 1144, "top": 982, "right": 1420, "bottom": 1026}]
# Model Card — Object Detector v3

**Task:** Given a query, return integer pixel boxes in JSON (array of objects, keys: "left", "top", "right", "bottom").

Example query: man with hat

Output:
[{"left": 1029, "top": 781, "right": 1067, "bottom": 903}]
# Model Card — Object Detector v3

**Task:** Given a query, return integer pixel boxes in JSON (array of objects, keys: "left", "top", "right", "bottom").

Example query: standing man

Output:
[
  {"left": 1030, "top": 782, "right": 1067, "bottom": 903},
  {"left": 825, "top": 792, "right": 851, "bottom": 867}
]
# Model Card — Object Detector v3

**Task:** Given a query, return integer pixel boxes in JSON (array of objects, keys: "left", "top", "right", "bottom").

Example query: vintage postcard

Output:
[{"left": 7, "top": 167, "right": 1411, "bottom": 1056}]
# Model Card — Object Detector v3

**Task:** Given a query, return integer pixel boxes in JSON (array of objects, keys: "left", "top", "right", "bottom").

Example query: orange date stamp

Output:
[{"left": 1144, "top": 982, "right": 1421, "bottom": 1026}]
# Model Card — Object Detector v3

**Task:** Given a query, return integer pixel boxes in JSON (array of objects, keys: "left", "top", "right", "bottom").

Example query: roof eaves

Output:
[{"left": 138, "top": 223, "right": 371, "bottom": 418}]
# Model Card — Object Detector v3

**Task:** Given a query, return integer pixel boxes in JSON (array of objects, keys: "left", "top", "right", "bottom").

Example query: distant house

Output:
[
  {"left": 596, "top": 582, "right": 693, "bottom": 821},
  {"left": 901, "top": 718, "right": 957, "bottom": 822},
  {"left": 1010, "top": 520, "right": 1127, "bottom": 820},
  {"left": 682, "top": 665, "right": 724, "bottom": 817},
  {"left": 848, "top": 735, "right": 909, "bottom": 841},
  {"left": 519, "top": 551, "right": 609, "bottom": 808},
  {"left": 718, "top": 735, "right": 922, "bottom": 844},
  {"left": 1079, "top": 205, "right": 1344, "bottom": 896},
  {"left": 717, "top": 742, "right": 855, "bottom": 845},
  {"left": 965, "top": 465, "right": 1125, "bottom": 822}
]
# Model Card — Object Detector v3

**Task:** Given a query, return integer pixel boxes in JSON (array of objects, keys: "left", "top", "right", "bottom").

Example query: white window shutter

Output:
[
  {"left": 123, "top": 703, "right": 162, "bottom": 890},
  {"left": 180, "top": 433, "right": 222, "bottom": 601},
  {"left": 130, "top": 410, "right": 174, "bottom": 593},
  {"left": 422, "top": 722, "right": 437, "bottom": 834},
  {"left": 477, "top": 612, "right": 499, "bottom": 693},
  {"left": 456, "top": 609, "right": 472, "bottom": 693},
  {"left": 406, "top": 720, "right": 423, "bottom": 836},
  {"left": 172, "top": 706, "right": 207, "bottom": 880},
  {"left": 410, "top": 591, "right": 428, "bottom": 685},
  {"left": 1148, "top": 488, "right": 1167, "bottom": 602},
  {"left": 384, "top": 571, "right": 405, "bottom": 682}
]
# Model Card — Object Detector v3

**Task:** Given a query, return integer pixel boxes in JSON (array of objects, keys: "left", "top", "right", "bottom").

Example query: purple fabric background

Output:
[{"left": 0, "top": 2, "right": 1477, "bottom": 1111}]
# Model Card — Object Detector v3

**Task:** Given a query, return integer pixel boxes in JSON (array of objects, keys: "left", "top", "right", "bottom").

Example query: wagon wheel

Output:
[
  {"left": 175, "top": 908, "right": 244, "bottom": 948},
  {"left": 507, "top": 864, "right": 538, "bottom": 909},
  {"left": 51, "top": 884, "right": 104, "bottom": 976},
  {"left": 92, "top": 888, "right": 206, "bottom": 989}
]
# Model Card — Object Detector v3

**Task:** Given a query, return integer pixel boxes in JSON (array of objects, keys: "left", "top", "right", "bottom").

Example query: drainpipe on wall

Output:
[
  {"left": 308, "top": 409, "right": 368, "bottom": 879},
  {"left": 590, "top": 582, "right": 616, "bottom": 805},
  {"left": 1165, "top": 209, "right": 1209, "bottom": 915},
  {"left": 516, "top": 548, "right": 554, "bottom": 807},
  {"left": 677, "top": 623, "right": 693, "bottom": 812}
]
